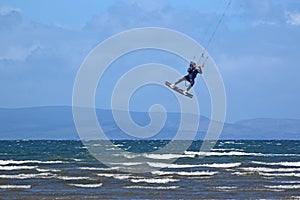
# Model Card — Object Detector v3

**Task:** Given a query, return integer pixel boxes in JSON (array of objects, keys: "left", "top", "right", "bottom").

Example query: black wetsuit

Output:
[{"left": 184, "top": 66, "right": 202, "bottom": 87}]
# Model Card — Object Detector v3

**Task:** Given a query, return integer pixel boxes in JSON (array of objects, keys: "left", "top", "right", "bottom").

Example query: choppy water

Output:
[{"left": 0, "top": 140, "right": 299, "bottom": 199}]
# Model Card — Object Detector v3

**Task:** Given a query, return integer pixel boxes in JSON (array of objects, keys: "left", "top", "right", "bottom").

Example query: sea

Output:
[{"left": 0, "top": 140, "right": 299, "bottom": 199}]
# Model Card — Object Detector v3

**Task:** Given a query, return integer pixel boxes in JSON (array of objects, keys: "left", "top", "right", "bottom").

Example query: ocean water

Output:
[{"left": 0, "top": 140, "right": 299, "bottom": 199}]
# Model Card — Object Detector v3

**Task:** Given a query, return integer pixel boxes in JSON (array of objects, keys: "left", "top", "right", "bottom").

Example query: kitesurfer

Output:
[{"left": 170, "top": 61, "right": 203, "bottom": 95}]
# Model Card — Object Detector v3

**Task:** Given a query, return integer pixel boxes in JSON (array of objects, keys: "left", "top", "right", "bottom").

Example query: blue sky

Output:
[{"left": 0, "top": 0, "right": 300, "bottom": 122}]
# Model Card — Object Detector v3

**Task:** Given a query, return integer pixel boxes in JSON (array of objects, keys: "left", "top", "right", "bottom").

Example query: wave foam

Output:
[
  {"left": 119, "top": 154, "right": 139, "bottom": 159},
  {"left": 214, "top": 186, "right": 237, "bottom": 190},
  {"left": 0, "top": 165, "right": 37, "bottom": 170},
  {"left": 0, "top": 185, "right": 31, "bottom": 189},
  {"left": 211, "top": 148, "right": 243, "bottom": 152},
  {"left": 124, "top": 185, "right": 179, "bottom": 190},
  {"left": 130, "top": 178, "right": 179, "bottom": 184},
  {"left": 259, "top": 172, "right": 300, "bottom": 177},
  {"left": 185, "top": 151, "right": 263, "bottom": 157},
  {"left": 232, "top": 172, "right": 251, "bottom": 176},
  {"left": 241, "top": 167, "right": 300, "bottom": 173},
  {"left": 232, "top": 171, "right": 300, "bottom": 177},
  {"left": 79, "top": 166, "right": 120, "bottom": 171},
  {"left": 57, "top": 176, "right": 95, "bottom": 181},
  {"left": 36, "top": 168, "right": 61, "bottom": 172},
  {"left": 279, "top": 181, "right": 300, "bottom": 184},
  {"left": 0, "top": 160, "right": 64, "bottom": 165},
  {"left": 97, "top": 173, "right": 135, "bottom": 180},
  {"left": 265, "top": 185, "right": 300, "bottom": 189},
  {"left": 110, "top": 162, "right": 143, "bottom": 166},
  {"left": 252, "top": 161, "right": 300, "bottom": 167},
  {"left": 0, "top": 173, "right": 54, "bottom": 179},
  {"left": 152, "top": 170, "right": 217, "bottom": 176},
  {"left": 147, "top": 162, "right": 241, "bottom": 169},
  {"left": 185, "top": 151, "right": 299, "bottom": 157},
  {"left": 144, "top": 154, "right": 194, "bottom": 160},
  {"left": 68, "top": 183, "right": 103, "bottom": 188},
  {"left": 224, "top": 141, "right": 245, "bottom": 145}
]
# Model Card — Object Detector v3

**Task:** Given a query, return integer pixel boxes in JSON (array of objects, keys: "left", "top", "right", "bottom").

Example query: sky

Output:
[{"left": 0, "top": 0, "right": 300, "bottom": 122}]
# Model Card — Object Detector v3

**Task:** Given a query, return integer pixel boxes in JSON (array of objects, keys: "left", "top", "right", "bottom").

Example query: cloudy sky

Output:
[{"left": 0, "top": 0, "right": 299, "bottom": 122}]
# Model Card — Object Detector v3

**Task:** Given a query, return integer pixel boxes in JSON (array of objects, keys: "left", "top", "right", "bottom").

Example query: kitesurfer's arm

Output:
[{"left": 197, "top": 66, "right": 203, "bottom": 74}]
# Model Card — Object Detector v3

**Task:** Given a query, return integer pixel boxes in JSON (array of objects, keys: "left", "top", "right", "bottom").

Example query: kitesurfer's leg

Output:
[
  {"left": 170, "top": 77, "right": 185, "bottom": 88},
  {"left": 188, "top": 79, "right": 195, "bottom": 90},
  {"left": 183, "top": 79, "right": 194, "bottom": 95},
  {"left": 183, "top": 85, "right": 191, "bottom": 95},
  {"left": 186, "top": 84, "right": 192, "bottom": 91}
]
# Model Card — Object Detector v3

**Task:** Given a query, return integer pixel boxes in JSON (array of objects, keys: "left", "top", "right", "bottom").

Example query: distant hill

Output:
[
  {"left": 230, "top": 118, "right": 300, "bottom": 139},
  {"left": 0, "top": 106, "right": 299, "bottom": 140},
  {"left": 0, "top": 106, "right": 77, "bottom": 140}
]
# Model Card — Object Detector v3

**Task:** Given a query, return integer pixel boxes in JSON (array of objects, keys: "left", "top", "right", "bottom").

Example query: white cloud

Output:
[
  {"left": 128, "top": 0, "right": 164, "bottom": 12},
  {"left": 2, "top": 45, "right": 42, "bottom": 61},
  {"left": 0, "top": 5, "right": 21, "bottom": 15},
  {"left": 82, "top": 1, "right": 205, "bottom": 35},
  {"left": 218, "top": 54, "right": 283, "bottom": 73},
  {"left": 286, "top": 11, "right": 300, "bottom": 26},
  {"left": 252, "top": 20, "right": 279, "bottom": 27}
]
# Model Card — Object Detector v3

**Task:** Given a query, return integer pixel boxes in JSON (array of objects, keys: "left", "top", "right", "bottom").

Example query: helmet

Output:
[{"left": 190, "top": 61, "right": 196, "bottom": 67}]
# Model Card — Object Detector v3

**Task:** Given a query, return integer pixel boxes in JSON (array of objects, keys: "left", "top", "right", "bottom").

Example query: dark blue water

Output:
[{"left": 0, "top": 140, "right": 299, "bottom": 199}]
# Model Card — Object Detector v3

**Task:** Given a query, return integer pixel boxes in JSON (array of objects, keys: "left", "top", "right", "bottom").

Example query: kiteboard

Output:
[{"left": 165, "top": 81, "right": 193, "bottom": 98}]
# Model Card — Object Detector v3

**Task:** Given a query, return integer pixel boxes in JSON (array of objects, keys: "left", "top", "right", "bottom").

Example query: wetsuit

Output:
[
  {"left": 173, "top": 64, "right": 202, "bottom": 92},
  {"left": 184, "top": 66, "right": 202, "bottom": 87}
]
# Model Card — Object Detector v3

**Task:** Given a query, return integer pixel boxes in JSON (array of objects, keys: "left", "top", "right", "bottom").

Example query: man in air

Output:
[{"left": 170, "top": 61, "right": 203, "bottom": 95}]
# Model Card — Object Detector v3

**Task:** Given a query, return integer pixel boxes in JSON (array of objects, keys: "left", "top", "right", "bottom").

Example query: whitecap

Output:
[
  {"left": 144, "top": 154, "right": 194, "bottom": 160},
  {"left": 232, "top": 172, "right": 252, "bottom": 176},
  {"left": 147, "top": 162, "right": 196, "bottom": 168},
  {"left": 36, "top": 168, "right": 61, "bottom": 172},
  {"left": 72, "top": 159, "right": 83, "bottom": 162},
  {"left": 279, "top": 181, "right": 300, "bottom": 184},
  {"left": 224, "top": 141, "right": 235, "bottom": 144},
  {"left": 0, "top": 160, "right": 64, "bottom": 165},
  {"left": 185, "top": 151, "right": 264, "bottom": 157},
  {"left": 240, "top": 167, "right": 300, "bottom": 173},
  {"left": 78, "top": 166, "right": 120, "bottom": 171},
  {"left": 68, "top": 183, "right": 103, "bottom": 188},
  {"left": 97, "top": 173, "right": 135, "bottom": 180},
  {"left": 202, "top": 163, "right": 241, "bottom": 168},
  {"left": 114, "top": 154, "right": 139, "bottom": 159},
  {"left": 124, "top": 185, "right": 179, "bottom": 190},
  {"left": 36, "top": 161, "right": 65, "bottom": 164},
  {"left": 0, "top": 166, "right": 37, "bottom": 170},
  {"left": 130, "top": 178, "right": 179, "bottom": 184},
  {"left": 185, "top": 151, "right": 299, "bottom": 157},
  {"left": 124, "top": 154, "right": 139, "bottom": 159},
  {"left": 0, "top": 173, "right": 54, "bottom": 179},
  {"left": 265, "top": 185, "right": 300, "bottom": 189},
  {"left": 152, "top": 170, "right": 217, "bottom": 176},
  {"left": 252, "top": 161, "right": 300, "bottom": 167},
  {"left": 92, "top": 144, "right": 102, "bottom": 147},
  {"left": 259, "top": 172, "right": 300, "bottom": 177},
  {"left": 114, "top": 144, "right": 124, "bottom": 147},
  {"left": 147, "top": 162, "right": 241, "bottom": 169},
  {"left": 0, "top": 185, "right": 31, "bottom": 189},
  {"left": 211, "top": 148, "right": 243, "bottom": 152},
  {"left": 110, "top": 162, "right": 143, "bottom": 166},
  {"left": 222, "top": 141, "right": 244, "bottom": 145},
  {"left": 57, "top": 176, "right": 95, "bottom": 181},
  {"left": 214, "top": 186, "right": 237, "bottom": 190},
  {"left": 75, "top": 146, "right": 88, "bottom": 149}
]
